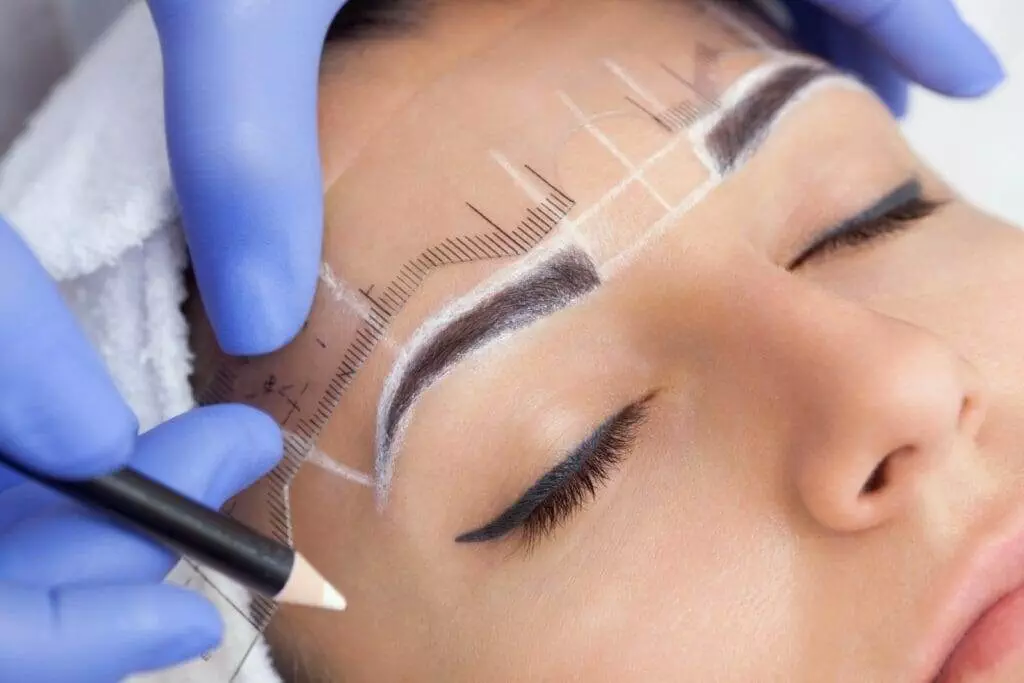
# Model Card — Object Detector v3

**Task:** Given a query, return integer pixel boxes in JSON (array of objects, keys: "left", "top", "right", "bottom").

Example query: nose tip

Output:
[{"left": 794, "top": 331, "right": 988, "bottom": 534}]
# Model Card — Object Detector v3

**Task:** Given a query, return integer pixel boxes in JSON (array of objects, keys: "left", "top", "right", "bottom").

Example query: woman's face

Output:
[{"left": 188, "top": 1, "right": 1024, "bottom": 681}]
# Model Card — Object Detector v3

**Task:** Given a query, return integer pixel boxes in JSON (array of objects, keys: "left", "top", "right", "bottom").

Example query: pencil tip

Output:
[
  {"left": 323, "top": 582, "right": 347, "bottom": 611},
  {"left": 277, "top": 552, "right": 347, "bottom": 611}
]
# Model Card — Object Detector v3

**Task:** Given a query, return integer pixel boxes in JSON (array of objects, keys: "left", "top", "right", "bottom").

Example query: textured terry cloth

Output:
[{"left": 0, "top": 3, "right": 281, "bottom": 682}]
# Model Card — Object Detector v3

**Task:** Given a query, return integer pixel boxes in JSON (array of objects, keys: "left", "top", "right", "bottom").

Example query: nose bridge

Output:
[{"left": 676, "top": 257, "right": 984, "bottom": 533}]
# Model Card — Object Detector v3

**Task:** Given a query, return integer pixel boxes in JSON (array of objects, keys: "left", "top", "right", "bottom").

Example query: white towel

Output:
[{"left": 0, "top": 3, "right": 280, "bottom": 682}]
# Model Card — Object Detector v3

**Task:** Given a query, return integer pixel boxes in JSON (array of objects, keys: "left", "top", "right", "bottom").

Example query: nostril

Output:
[{"left": 861, "top": 457, "right": 889, "bottom": 495}]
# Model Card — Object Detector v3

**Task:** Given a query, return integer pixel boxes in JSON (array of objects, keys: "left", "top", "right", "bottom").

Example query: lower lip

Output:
[{"left": 937, "top": 583, "right": 1024, "bottom": 682}]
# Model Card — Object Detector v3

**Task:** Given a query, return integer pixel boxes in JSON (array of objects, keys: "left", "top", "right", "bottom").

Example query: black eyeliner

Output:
[
  {"left": 789, "top": 178, "right": 926, "bottom": 269},
  {"left": 455, "top": 404, "right": 641, "bottom": 544}
]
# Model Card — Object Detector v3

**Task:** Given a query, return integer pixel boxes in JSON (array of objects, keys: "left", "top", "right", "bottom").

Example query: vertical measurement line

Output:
[
  {"left": 525, "top": 214, "right": 549, "bottom": 236},
  {"left": 512, "top": 226, "right": 535, "bottom": 246},
  {"left": 528, "top": 207, "right": 554, "bottom": 229},
  {"left": 536, "top": 203, "right": 559, "bottom": 224},
  {"left": 396, "top": 272, "right": 418, "bottom": 292},
  {"left": 443, "top": 238, "right": 471, "bottom": 260},
  {"left": 426, "top": 247, "right": 452, "bottom": 265},
  {"left": 390, "top": 279, "right": 410, "bottom": 297},
  {"left": 467, "top": 234, "right": 500, "bottom": 258},
  {"left": 625, "top": 96, "right": 673, "bottom": 132},
  {"left": 384, "top": 285, "right": 407, "bottom": 304},
  {"left": 481, "top": 232, "right": 513, "bottom": 257},
  {"left": 401, "top": 263, "right": 423, "bottom": 282},
  {"left": 466, "top": 203, "right": 530, "bottom": 252},
  {"left": 435, "top": 243, "right": 462, "bottom": 262},
  {"left": 520, "top": 219, "right": 544, "bottom": 240},
  {"left": 356, "top": 329, "right": 377, "bottom": 348},
  {"left": 524, "top": 165, "right": 573, "bottom": 205},
  {"left": 408, "top": 260, "right": 428, "bottom": 277},
  {"left": 544, "top": 191, "right": 571, "bottom": 213},
  {"left": 453, "top": 236, "right": 483, "bottom": 259}
]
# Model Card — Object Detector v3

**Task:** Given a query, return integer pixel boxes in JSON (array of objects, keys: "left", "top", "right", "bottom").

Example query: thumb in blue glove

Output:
[{"left": 782, "top": 0, "right": 1005, "bottom": 116}]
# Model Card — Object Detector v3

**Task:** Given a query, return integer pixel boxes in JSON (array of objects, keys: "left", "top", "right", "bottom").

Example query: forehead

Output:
[
  {"left": 282, "top": 0, "right": 894, "bottom": 469},
  {"left": 319, "top": 0, "right": 782, "bottom": 305}
]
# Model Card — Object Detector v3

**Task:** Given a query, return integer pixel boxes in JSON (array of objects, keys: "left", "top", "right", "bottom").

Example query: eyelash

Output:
[
  {"left": 517, "top": 397, "right": 652, "bottom": 549},
  {"left": 789, "top": 196, "right": 944, "bottom": 269}
]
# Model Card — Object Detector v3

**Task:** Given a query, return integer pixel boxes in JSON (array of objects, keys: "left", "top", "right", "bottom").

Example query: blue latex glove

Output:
[
  {"left": 146, "top": 0, "right": 348, "bottom": 356},
  {"left": 0, "top": 216, "right": 282, "bottom": 682},
  {"left": 782, "top": 0, "right": 1005, "bottom": 116}
]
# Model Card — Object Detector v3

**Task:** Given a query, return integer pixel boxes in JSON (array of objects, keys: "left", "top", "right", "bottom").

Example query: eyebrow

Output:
[
  {"left": 376, "top": 247, "right": 601, "bottom": 483},
  {"left": 706, "top": 62, "right": 835, "bottom": 174}
]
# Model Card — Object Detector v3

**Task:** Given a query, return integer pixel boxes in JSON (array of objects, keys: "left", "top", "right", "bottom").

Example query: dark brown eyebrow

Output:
[
  {"left": 376, "top": 247, "right": 600, "bottom": 479},
  {"left": 706, "top": 62, "right": 834, "bottom": 174}
]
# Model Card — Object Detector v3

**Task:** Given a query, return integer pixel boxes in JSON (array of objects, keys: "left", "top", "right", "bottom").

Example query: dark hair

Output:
[{"left": 325, "top": 0, "right": 423, "bottom": 43}]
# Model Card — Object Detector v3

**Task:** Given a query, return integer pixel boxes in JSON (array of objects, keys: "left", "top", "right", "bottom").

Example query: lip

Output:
[{"left": 912, "top": 502, "right": 1024, "bottom": 682}]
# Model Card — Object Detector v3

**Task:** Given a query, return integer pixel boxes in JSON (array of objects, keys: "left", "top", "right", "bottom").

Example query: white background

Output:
[{"left": 0, "top": 0, "right": 1020, "bottom": 223}]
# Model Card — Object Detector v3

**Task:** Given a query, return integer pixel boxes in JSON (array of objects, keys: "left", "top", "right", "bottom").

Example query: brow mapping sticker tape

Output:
[{"left": 373, "top": 238, "right": 594, "bottom": 503}]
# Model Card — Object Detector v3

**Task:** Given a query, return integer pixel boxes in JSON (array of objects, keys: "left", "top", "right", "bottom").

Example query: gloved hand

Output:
[
  {"left": 146, "top": 0, "right": 348, "bottom": 357},
  {"left": 782, "top": 0, "right": 1005, "bottom": 116},
  {"left": 0, "top": 215, "right": 282, "bottom": 682}
]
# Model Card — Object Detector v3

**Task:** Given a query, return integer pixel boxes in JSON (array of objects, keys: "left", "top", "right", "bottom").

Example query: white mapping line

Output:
[
  {"left": 283, "top": 427, "right": 373, "bottom": 488},
  {"left": 489, "top": 150, "right": 547, "bottom": 205},
  {"left": 307, "top": 448, "right": 374, "bottom": 488},
  {"left": 319, "top": 262, "right": 398, "bottom": 350},
  {"left": 603, "top": 58, "right": 666, "bottom": 111},
  {"left": 558, "top": 90, "right": 672, "bottom": 211},
  {"left": 600, "top": 176, "right": 720, "bottom": 277},
  {"left": 279, "top": 484, "right": 295, "bottom": 545},
  {"left": 320, "top": 262, "right": 372, "bottom": 320}
]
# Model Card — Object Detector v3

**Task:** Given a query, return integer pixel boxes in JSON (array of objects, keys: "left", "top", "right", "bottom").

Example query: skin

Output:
[{"left": 188, "top": 1, "right": 1024, "bottom": 681}]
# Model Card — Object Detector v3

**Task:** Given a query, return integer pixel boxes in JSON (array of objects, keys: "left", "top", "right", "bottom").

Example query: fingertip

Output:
[
  {"left": 192, "top": 403, "right": 283, "bottom": 465},
  {"left": 133, "top": 405, "right": 282, "bottom": 504},
  {"left": 195, "top": 405, "right": 283, "bottom": 504},
  {"left": 860, "top": 0, "right": 1004, "bottom": 98},
  {"left": 205, "top": 252, "right": 319, "bottom": 356}
]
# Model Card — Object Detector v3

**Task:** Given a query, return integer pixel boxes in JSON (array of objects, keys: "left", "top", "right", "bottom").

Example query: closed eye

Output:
[
  {"left": 455, "top": 393, "right": 654, "bottom": 550},
  {"left": 788, "top": 179, "right": 945, "bottom": 270}
]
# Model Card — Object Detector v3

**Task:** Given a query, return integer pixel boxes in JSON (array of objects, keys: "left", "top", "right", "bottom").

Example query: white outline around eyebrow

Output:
[{"left": 374, "top": 244, "right": 600, "bottom": 503}]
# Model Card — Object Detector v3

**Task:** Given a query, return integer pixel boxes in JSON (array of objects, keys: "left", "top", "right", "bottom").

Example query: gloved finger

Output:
[
  {"left": 0, "top": 483, "right": 70, "bottom": 533},
  {"left": 799, "top": 0, "right": 1003, "bottom": 97},
  {"left": 817, "top": 9, "right": 909, "bottom": 116},
  {"left": 147, "top": 0, "right": 346, "bottom": 355},
  {"left": 0, "top": 466, "right": 24, "bottom": 493},
  {"left": 0, "top": 216, "right": 137, "bottom": 481},
  {"left": 0, "top": 405, "right": 281, "bottom": 586},
  {"left": 0, "top": 582, "right": 221, "bottom": 682}
]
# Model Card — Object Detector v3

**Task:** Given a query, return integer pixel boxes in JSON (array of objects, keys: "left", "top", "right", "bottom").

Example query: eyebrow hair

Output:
[
  {"left": 706, "top": 62, "right": 834, "bottom": 174},
  {"left": 376, "top": 247, "right": 601, "bottom": 483}
]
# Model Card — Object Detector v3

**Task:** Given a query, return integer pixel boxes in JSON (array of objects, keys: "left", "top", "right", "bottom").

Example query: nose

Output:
[{"left": 790, "top": 314, "right": 987, "bottom": 533}]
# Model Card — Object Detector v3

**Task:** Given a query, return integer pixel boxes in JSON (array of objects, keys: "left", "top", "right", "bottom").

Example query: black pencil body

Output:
[{"left": 0, "top": 454, "right": 293, "bottom": 599}]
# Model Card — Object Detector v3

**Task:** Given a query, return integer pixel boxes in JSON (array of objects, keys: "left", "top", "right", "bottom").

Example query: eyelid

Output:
[
  {"left": 788, "top": 181, "right": 944, "bottom": 270},
  {"left": 455, "top": 393, "right": 654, "bottom": 546}
]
